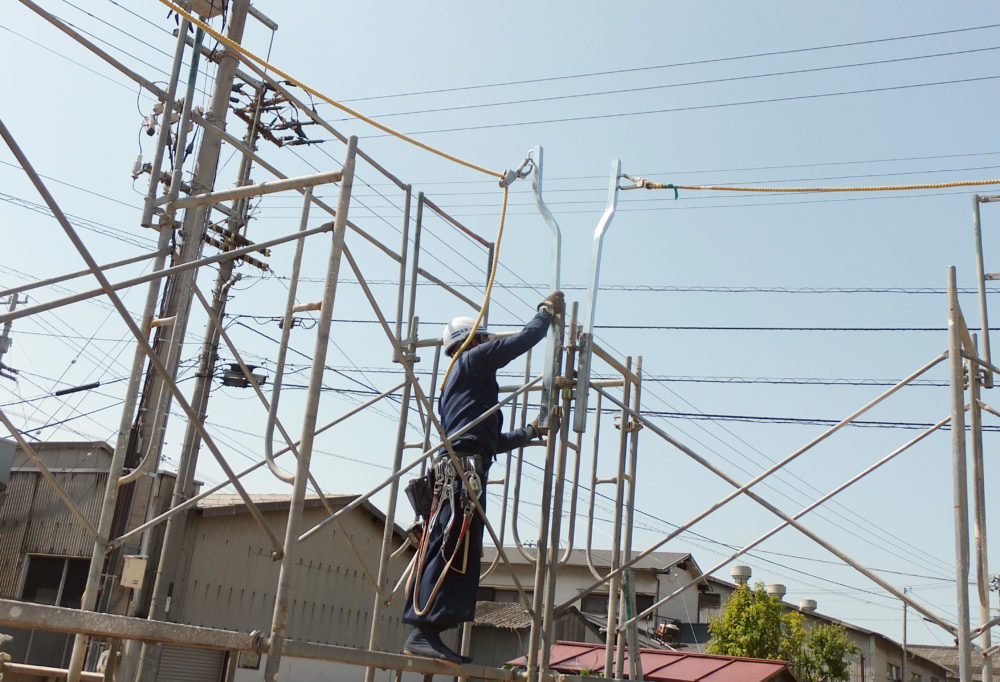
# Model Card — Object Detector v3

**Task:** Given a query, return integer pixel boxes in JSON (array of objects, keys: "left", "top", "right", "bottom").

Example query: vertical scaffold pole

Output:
[
  {"left": 605, "top": 357, "right": 632, "bottom": 679},
  {"left": 972, "top": 195, "right": 994, "bottom": 388},
  {"left": 365, "top": 315, "right": 418, "bottom": 682},
  {"left": 540, "top": 305, "right": 571, "bottom": 682},
  {"left": 526, "top": 431, "right": 557, "bottom": 682},
  {"left": 621, "top": 357, "right": 644, "bottom": 682},
  {"left": 968, "top": 336, "right": 993, "bottom": 682},
  {"left": 264, "top": 136, "right": 357, "bottom": 682},
  {"left": 574, "top": 159, "right": 621, "bottom": 433},
  {"left": 528, "top": 146, "right": 562, "bottom": 430},
  {"left": 393, "top": 186, "right": 412, "bottom": 348},
  {"left": 947, "top": 266, "right": 973, "bottom": 682}
]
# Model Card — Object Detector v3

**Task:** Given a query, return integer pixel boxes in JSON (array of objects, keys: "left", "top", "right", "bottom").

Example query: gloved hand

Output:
[
  {"left": 528, "top": 416, "right": 547, "bottom": 439},
  {"left": 537, "top": 290, "right": 564, "bottom": 318}
]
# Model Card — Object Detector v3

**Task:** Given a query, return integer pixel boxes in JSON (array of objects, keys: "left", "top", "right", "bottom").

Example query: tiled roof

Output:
[
  {"left": 473, "top": 601, "right": 534, "bottom": 630},
  {"left": 508, "top": 641, "right": 795, "bottom": 682},
  {"left": 482, "top": 547, "right": 693, "bottom": 572},
  {"left": 908, "top": 645, "right": 1000, "bottom": 682},
  {"left": 196, "top": 493, "right": 354, "bottom": 510}
]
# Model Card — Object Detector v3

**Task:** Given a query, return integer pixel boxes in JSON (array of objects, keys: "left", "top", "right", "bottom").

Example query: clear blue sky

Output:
[{"left": 2, "top": 1, "right": 999, "bottom": 646}]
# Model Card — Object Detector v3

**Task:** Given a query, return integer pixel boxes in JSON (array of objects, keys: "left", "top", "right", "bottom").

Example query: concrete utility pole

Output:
[
  {"left": 65, "top": 2, "right": 253, "bottom": 680},
  {"left": 130, "top": 74, "right": 265, "bottom": 682},
  {"left": 0, "top": 295, "right": 23, "bottom": 380},
  {"left": 134, "top": 0, "right": 251, "bottom": 487}
]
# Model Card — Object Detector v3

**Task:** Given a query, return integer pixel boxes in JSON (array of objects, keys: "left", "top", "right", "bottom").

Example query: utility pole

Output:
[
  {"left": 131, "top": 75, "right": 267, "bottom": 682},
  {"left": 63, "top": 3, "right": 253, "bottom": 681},
  {"left": 0, "top": 295, "right": 24, "bottom": 381}
]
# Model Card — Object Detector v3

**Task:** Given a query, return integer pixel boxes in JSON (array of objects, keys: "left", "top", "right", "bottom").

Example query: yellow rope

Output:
[
  {"left": 645, "top": 179, "right": 1000, "bottom": 193},
  {"left": 440, "top": 185, "right": 510, "bottom": 389},
  {"left": 156, "top": 0, "right": 500, "bottom": 179}
]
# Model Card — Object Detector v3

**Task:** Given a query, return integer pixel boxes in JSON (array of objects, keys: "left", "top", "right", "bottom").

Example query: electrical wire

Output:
[
  {"left": 351, "top": 45, "right": 1000, "bottom": 122},
  {"left": 336, "top": 22, "right": 1000, "bottom": 102},
  {"left": 390, "top": 74, "right": 1000, "bottom": 137}
]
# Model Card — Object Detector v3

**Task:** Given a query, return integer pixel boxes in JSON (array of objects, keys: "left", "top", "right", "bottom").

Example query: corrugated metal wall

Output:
[
  {"left": 23, "top": 471, "right": 105, "bottom": 556},
  {"left": 172, "top": 504, "right": 412, "bottom": 652},
  {"left": 0, "top": 470, "right": 105, "bottom": 597}
]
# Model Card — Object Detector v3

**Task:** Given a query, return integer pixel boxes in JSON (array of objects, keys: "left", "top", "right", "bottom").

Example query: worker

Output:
[{"left": 402, "top": 291, "right": 564, "bottom": 664}]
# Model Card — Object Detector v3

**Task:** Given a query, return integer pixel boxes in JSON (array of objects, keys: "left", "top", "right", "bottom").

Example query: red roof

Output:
[{"left": 510, "top": 641, "right": 795, "bottom": 682}]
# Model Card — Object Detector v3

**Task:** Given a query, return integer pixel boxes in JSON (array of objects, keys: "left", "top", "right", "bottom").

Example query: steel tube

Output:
[
  {"left": 110, "top": 381, "right": 406, "bottom": 550},
  {"left": 552, "top": 350, "right": 949, "bottom": 618},
  {"left": 393, "top": 186, "right": 411, "bottom": 344},
  {"left": 604, "top": 358, "right": 631, "bottom": 679},
  {"left": 528, "top": 145, "right": 563, "bottom": 430},
  {"left": 959, "top": 348, "right": 1000, "bottom": 377},
  {"left": 574, "top": 158, "right": 622, "bottom": 433},
  {"left": 1, "top": 223, "right": 336, "bottom": 324},
  {"left": 166, "top": 170, "right": 342, "bottom": 210},
  {"left": 0, "top": 599, "right": 256, "bottom": 651},
  {"left": 526, "top": 433, "right": 556, "bottom": 682},
  {"left": 141, "top": 10, "right": 187, "bottom": 227},
  {"left": 948, "top": 267, "right": 974, "bottom": 682},
  {"left": 968, "top": 336, "right": 993, "bottom": 682},
  {"left": 541, "top": 315, "right": 572, "bottom": 682},
  {"left": 620, "top": 357, "right": 643, "bottom": 678},
  {"left": 0, "top": 250, "right": 164, "bottom": 300},
  {"left": 509, "top": 346, "right": 540, "bottom": 565},
  {"left": 584, "top": 391, "right": 605, "bottom": 580},
  {"left": 626, "top": 412, "right": 953, "bottom": 631},
  {"left": 188, "top": 281, "right": 384, "bottom": 590},
  {"left": 264, "top": 136, "right": 357, "bottom": 682},
  {"left": 407, "top": 194, "right": 425, "bottom": 330},
  {"left": 365, "top": 317, "right": 417, "bottom": 682},
  {"left": 972, "top": 196, "right": 994, "bottom": 387},
  {"left": 264, "top": 189, "right": 313, "bottom": 484}
]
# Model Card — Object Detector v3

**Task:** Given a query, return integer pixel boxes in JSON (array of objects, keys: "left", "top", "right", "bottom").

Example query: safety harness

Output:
[{"left": 406, "top": 455, "right": 482, "bottom": 616}]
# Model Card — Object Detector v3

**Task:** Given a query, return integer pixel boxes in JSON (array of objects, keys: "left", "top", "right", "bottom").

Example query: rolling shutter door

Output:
[{"left": 155, "top": 644, "right": 227, "bottom": 682}]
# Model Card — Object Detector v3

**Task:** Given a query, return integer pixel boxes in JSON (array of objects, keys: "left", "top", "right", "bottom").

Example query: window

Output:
[
  {"left": 21, "top": 555, "right": 88, "bottom": 608},
  {"left": 581, "top": 593, "right": 609, "bottom": 614},
  {"left": 9, "top": 556, "right": 90, "bottom": 668},
  {"left": 698, "top": 593, "right": 721, "bottom": 609},
  {"left": 911, "top": 674, "right": 922, "bottom": 682},
  {"left": 635, "top": 594, "right": 655, "bottom": 614},
  {"left": 495, "top": 589, "right": 524, "bottom": 603},
  {"left": 477, "top": 587, "right": 529, "bottom": 603},
  {"left": 887, "top": 663, "right": 901, "bottom": 681}
]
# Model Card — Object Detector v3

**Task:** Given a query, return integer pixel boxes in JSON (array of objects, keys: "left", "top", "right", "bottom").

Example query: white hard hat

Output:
[{"left": 441, "top": 316, "right": 489, "bottom": 356}]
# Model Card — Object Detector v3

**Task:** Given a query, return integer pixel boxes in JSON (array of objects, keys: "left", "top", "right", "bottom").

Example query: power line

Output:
[
  {"left": 335, "top": 23, "right": 1000, "bottom": 102},
  {"left": 0, "top": 192, "right": 157, "bottom": 249},
  {"left": 391, "top": 74, "right": 1000, "bottom": 137},
  {"left": 228, "top": 315, "right": 992, "bottom": 333},
  {"left": 352, "top": 45, "right": 1000, "bottom": 122},
  {"left": 0, "top": 160, "right": 142, "bottom": 211},
  {"left": 331, "top": 150, "right": 1000, "bottom": 187},
  {"left": 646, "top": 410, "right": 972, "bottom": 431},
  {"left": 251, "top": 278, "right": 1000, "bottom": 296},
  {"left": 0, "top": 22, "right": 133, "bottom": 93}
]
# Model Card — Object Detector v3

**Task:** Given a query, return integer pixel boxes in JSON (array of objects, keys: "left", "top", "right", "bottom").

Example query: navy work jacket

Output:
[{"left": 438, "top": 309, "right": 550, "bottom": 459}]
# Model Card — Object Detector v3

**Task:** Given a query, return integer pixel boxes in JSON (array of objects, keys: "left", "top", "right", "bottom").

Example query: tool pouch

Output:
[{"left": 405, "top": 469, "right": 437, "bottom": 520}]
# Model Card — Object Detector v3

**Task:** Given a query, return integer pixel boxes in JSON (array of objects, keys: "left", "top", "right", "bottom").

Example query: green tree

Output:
[{"left": 707, "top": 583, "right": 860, "bottom": 682}]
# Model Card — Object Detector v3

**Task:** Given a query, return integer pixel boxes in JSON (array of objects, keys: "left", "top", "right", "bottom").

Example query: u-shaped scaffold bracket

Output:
[
  {"left": 527, "top": 146, "right": 563, "bottom": 429},
  {"left": 573, "top": 158, "right": 622, "bottom": 433}
]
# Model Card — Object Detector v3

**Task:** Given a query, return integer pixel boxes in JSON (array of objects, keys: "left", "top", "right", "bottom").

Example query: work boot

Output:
[{"left": 403, "top": 625, "right": 463, "bottom": 665}]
